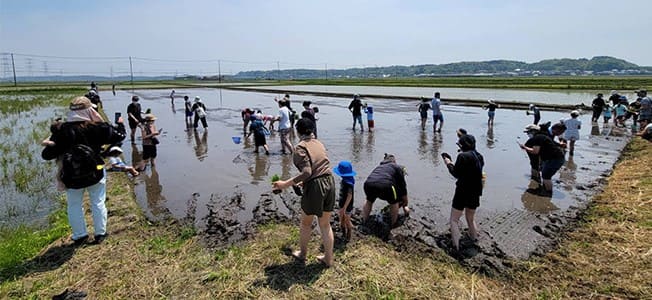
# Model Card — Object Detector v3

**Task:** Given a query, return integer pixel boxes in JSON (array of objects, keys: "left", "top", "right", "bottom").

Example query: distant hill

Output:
[{"left": 234, "top": 56, "right": 652, "bottom": 79}]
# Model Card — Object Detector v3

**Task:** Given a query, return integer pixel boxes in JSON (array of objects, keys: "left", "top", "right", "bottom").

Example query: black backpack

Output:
[{"left": 60, "top": 131, "right": 105, "bottom": 189}]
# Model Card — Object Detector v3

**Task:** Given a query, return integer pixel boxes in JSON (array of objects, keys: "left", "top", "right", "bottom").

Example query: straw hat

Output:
[{"left": 143, "top": 114, "right": 157, "bottom": 121}]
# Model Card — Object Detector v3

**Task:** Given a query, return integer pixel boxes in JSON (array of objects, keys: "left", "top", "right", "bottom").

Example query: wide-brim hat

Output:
[
  {"left": 109, "top": 146, "right": 123, "bottom": 153},
  {"left": 333, "top": 160, "right": 356, "bottom": 177},
  {"left": 571, "top": 110, "right": 580, "bottom": 117},
  {"left": 69, "top": 96, "right": 97, "bottom": 110},
  {"left": 524, "top": 124, "right": 540, "bottom": 132}
]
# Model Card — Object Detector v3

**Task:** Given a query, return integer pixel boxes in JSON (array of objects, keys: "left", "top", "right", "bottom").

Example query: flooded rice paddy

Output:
[
  {"left": 233, "top": 84, "right": 636, "bottom": 106},
  {"left": 1, "top": 86, "right": 631, "bottom": 266},
  {"left": 100, "top": 88, "right": 630, "bottom": 260},
  {"left": 0, "top": 99, "right": 66, "bottom": 229}
]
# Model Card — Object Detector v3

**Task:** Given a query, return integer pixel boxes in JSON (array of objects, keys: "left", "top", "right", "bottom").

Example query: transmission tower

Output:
[
  {"left": 26, "top": 58, "right": 34, "bottom": 77},
  {"left": 1, "top": 54, "right": 11, "bottom": 80},
  {"left": 42, "top": 61, "right": 49, "bottom": 76}
]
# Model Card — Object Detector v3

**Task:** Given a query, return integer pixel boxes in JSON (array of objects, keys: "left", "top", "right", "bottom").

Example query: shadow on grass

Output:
[
  {"left": 0, "top": 242, "right": 78, "bottom": 282},
  {"left": 255, "top": 260, "right": 327, "bottom": 291}
]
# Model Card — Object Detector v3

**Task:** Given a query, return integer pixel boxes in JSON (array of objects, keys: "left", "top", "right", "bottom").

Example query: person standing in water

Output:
[
  {"left": 527, "top": 104, "right": 541, "bottom": 125},
  {"left": 562, "top": 110, "right": 582, "bottom": 156},
  {"left": 591, "top": 93, "right": 606, "bottom": 123},
  {"left": 441, "top": 133, "right": 484, "bottom": 251},
  {"left": 191, "top": 96, "right": 208, "bottom": 130},
  {"left": 348, "top": 94, "right": 365, "bottom": 131},
  {"left": 183, "top": 95, "right": 193, "bottom": 124},
  {"left": 483, "top": 99, "right": 499, "bottom": 127},
  {"left": 364, "top": 103, "right": 375, "bottom": 131},
  {"left": 431, "top": 92, "right": 444, "bottom": 132},
  {"left": 127, "top": 95, "right": 143, "bottom": 142},
  {"left": 169, "top": 90, "right": 175, "bottom": 104},
  {"left": 417, "top": 97, "right": 431, "bottom": 130},
  {"left": 276, "top": 100, "right": 293, "bottom": 155}
]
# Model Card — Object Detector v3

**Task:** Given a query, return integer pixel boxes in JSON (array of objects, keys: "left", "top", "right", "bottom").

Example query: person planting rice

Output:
[
  {"left": 520, "top": 124, "right": 566, "bottom": 197},
  {"left": 361, "top": 153, "right": 410, "bottom": 227},
  {"left": 246, "top": 114, "right": 270, "bottom": 155},
  {"left": 527, "top": 104, "right": 541, "bottom": 125},
  {"left": 136, "top": 114, "right": 160, "bottom": 171},
  {"left": 333, "top": 160, "right": 356, "bottom": 241}
]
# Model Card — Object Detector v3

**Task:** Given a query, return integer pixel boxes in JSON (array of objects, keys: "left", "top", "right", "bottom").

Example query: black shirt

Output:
[
  {"left": 365, "top": 160, "right": 407, "bottom": 197},
  {"left": 127, "top": 102, "right": 142, "bottom": 122},
  {"left": 487, "top": 103, "right": 498, "bottom": 112},
  {"left": 446, "top": 150, "right": 484, "bottom": 196},
  {"left": 592, "top": 97, "right": 606, "bottom": 109},
  {"left": 528, "top": 133, "right": 565, "bottom": 161},
  {"left": 349, "top": 99, "right": 364, "bottom": 116}
]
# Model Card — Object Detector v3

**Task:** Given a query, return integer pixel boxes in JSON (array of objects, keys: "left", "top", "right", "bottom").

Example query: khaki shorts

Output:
[{"left": 301, "top": 174, "right": 336, "bottom": 217}]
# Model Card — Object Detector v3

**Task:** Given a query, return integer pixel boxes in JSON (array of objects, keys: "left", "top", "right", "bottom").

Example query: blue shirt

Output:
[{"left": 431, "top": 98, "right": 442, "bottom": 115}]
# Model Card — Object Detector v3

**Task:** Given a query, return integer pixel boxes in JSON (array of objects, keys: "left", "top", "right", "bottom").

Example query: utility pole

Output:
[
  {"left": 129, "top": 56, "right": 134, "bottom": 91},
  {"left": 11, "top": 53, "right": 17, "bottom": 87},
  {"left": 218, "top": 59, "right": 222, "bottom": 83},
  {"left": 325, "top": 63, "right": 328, "bottom": 80},
  {"left": 277, "top": 61, "right": 281, "bottom": 81}
]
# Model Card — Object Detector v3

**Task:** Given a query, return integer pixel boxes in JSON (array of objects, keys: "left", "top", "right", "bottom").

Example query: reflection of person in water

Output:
[
  {"left": 142, "top": 166, "right": 169, "bottom": 220},
  {"left": 520, "top": 189, "right": 559, "bottom": 213},
  {"left": 486, "top": 126, "right": 495, "bottom": 149},
  {"left": 193, "top": 129, "right": 208, "bottom": 161},
  {"left": 558, "top": 156, "right": 577, "bottom": 187},
  {"left": 248, "top": 155, "right": 270, "bottom": 183}
]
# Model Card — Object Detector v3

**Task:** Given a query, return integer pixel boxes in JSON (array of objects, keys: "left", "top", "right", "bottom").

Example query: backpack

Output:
[{"left": 60, "top": 137, "right": 105, "bottom": 189}]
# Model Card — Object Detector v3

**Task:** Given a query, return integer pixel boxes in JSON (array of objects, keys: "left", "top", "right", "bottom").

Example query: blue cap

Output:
[{"left": 333, "top": 160, "right": 356, "bottom": 177}]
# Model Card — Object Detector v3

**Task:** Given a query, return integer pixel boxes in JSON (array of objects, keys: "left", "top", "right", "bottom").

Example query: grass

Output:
[{"left": 0, "top": 89, "right": 650, "bottom": 298}]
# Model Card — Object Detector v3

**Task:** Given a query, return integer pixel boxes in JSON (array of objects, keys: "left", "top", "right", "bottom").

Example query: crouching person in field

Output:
[
  {"left": 42, "top": 96, "right": 127, "bottom": 245},
  {"left": 362, "top": 153, "right": 410, "bottom": 227}
]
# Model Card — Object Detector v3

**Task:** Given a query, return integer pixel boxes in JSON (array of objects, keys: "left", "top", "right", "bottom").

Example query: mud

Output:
[{"left": 100, "top": 88, "right": 632, "bottom": 274}]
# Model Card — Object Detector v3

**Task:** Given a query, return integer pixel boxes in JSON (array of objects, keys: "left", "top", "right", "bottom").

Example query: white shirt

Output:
[
  {"left": 278, "top": 106, "right": 291, "bottom": 130},
  {"left": 563, "top": 118, "right": 581, "bottom": 138}
]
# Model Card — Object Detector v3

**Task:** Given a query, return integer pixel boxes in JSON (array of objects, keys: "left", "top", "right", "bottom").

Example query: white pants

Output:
[{"left": 65, "top": 172, "right": 107, "bottom": 240}]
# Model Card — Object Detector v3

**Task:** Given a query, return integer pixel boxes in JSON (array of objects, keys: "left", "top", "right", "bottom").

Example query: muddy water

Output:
[
  {"left": 236, "top": 85, "right": 621, "bottom": 106},
  {"left": 102, "top": 88, "right": 630, "bottom": 261}
]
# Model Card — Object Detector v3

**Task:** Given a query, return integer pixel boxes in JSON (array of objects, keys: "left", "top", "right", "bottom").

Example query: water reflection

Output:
[
  {"left": 559, "top": 156, "right": 577, "bottom": 188},
  {"left": 417, "top": 131, "right": 428, "bottom": 160},
  {"left": 280, "top": 154, "right": 292, "bottom": 180},
  {"left": 590, "top": 123, "right": 600, "bottom": 136},
  {"left": 521, "top": 184, "right": 559, "bottom": 213},
  {"left": 193, "top": 130, "right": 208, "bottom": 161},
  {"left": 171, "top": 102, "right": 176, "bottom": 114},
  {"left": 486, "top": 126, "right": 495, "bottom": 149},
  {"left": 131, "top": 143, "right": 142, "bottom": 167},
  {"left": 142, "top": 167, "right": 170, "bottom": 220},
  {"left": 248, "top": 155, "right": 270, "bottom": 184},
  {"left": 366, "top": 130, "right": 375, "bottom": 156},
  {"left": 350, "top": 131, "right": 363, "bottom": 161}
]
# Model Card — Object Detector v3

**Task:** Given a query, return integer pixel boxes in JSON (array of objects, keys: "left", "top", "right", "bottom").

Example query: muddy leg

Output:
[
  {"left": 450, "top": 208, "right": 464, "bottom": 250},
  {"left": 316, "top": 212, "right": 334, "bottom": 266},
  {"left": 362, "top": 200, "right": 373, "bottom": 223},
  {"left": 389, "top": 203, "right": 399, "bottom": 227},
  {"left": 542, "top": 179, "right": 553, "bottom": 192},
  {"left": 464, "top": 208, "right": 478, "bottom": 241}
]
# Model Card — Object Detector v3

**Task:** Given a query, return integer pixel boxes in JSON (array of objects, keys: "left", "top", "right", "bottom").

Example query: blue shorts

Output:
[
  {"left": 488, "top": 111, "right": 495, "bottom": 118},
  {"left": 541, "top": 158, "right": 565, "bottom": 180},
  {"left": 433, "top": 114, "right": 444, "bottom": 122}
]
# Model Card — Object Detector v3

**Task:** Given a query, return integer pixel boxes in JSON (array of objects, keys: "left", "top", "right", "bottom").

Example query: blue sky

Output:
[{"left": 1, "top": 0, "right": 650, "bottom": 76}]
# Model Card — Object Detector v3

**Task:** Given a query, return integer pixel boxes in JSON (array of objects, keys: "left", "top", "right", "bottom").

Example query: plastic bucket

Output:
[{"left": 232, "top": 136, "right": 241, "bottom": 144}]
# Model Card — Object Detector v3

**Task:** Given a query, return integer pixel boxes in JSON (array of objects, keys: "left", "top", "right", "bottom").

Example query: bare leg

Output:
[
  {"left": 449, "top": 208, "right": 464, "bottom": 250},
  {"left": 389, "top": 203, "right": 399, "bottom": 227},
  {"left": 362, "top": 200, "right": 373, "bottom": 223},
  {"left": 316, "top": 212, "right": 334, "bottom": 267},
  {"left": 345, "top": 214, "right": 353, "bottom": 240},
  {"left": 542, "top": 179, "right": 553, "bottom": 192},
  {"left": 464, "top": 208, "right": 478, "bottom": 241},
  {"left": 293, "top": 213, "right": 313, "bottom": 260}
]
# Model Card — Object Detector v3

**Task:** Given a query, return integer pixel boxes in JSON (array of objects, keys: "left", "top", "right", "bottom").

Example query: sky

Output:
[{"left": 1, "top": 0, "right": 651, "bottom": 77}]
